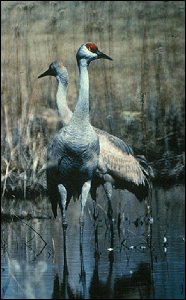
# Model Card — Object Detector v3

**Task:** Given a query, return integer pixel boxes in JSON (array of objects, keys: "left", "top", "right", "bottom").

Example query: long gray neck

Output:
[
  {"left": 71, "top": 59, "right": 90, "bottom": 126},
  {"left": 56, "top": 75, "right": 72, "bottom": 126}
]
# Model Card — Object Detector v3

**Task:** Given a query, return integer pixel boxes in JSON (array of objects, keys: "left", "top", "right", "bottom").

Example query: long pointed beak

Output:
[
  {"left": 38, "top": 68, "right": 54, "bottom": 78},
  {"left": 97, "top": 50, "right": 113, "bottom": 61}
]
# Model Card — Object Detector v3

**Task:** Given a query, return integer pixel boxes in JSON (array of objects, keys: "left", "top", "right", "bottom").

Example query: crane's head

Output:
[
  {"left": 76, "top": 42, "right": 112, "bottom": 65},
  {"left": 38, "top": 61, "right": 69, "bottom": 85}
]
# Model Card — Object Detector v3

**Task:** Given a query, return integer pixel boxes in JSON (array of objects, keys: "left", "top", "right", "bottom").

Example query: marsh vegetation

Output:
[
  {"left": 1, "top": 3, "right": 185, "bottom": 299},
  {"left": 1, "top": 1, "right": 185, "bottom": 198}
]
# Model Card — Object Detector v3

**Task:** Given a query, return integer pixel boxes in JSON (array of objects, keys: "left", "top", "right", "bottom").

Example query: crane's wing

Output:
[
  {"left": 95, "top": 128, "right": 134, "bottom": 155},
  {"left": 96, "top": 130, "right": 154, "bottom": 200}
]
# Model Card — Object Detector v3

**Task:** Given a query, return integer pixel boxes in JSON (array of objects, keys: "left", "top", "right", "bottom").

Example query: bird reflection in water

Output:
[
  {"left": 51, "top": 213, "right": 153, "bottom": 299},
  {"left": 51, "top": 224, "right": 87, "bottom": 299}
]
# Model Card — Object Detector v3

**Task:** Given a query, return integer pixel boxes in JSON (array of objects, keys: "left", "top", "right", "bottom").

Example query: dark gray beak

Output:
[
  {"left": 38, "top": 68, "right": 54, "bottom": 78},
  {"left": 97, "top": 50, "right": 113, "bottom": 60}
]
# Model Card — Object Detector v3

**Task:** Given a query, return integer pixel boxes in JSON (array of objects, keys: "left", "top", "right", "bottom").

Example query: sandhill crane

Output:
[
  {"left": 38, "top": 43, "right": 112, "bottom": 228},
  {"left": 39, "top": 44, "right": 153, "bottom": 221},
  {"left": 38, "top": 61, "right": 72, "bottom": 127}
]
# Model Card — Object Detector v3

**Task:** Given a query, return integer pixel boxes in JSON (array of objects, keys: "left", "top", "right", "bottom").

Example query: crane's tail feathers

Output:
[
  {"left": 134, "top": 155, "right": 154, "bottom": 201},
  {"left": 136, "top": 155, "right": 154, "bottom": 180}
]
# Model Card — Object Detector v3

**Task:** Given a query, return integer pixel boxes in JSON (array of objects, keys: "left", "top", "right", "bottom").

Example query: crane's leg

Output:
[
  {"left": 103, "top": 182, "right": 115, "bottom": 261},
  {"left": 79, "top": 180, "right": 91, "bottom": 227},
  {"left": 103, "top": 181, "right": 113, "bottom": 221},
  {"left": 58, "top": 184, "right": 68, "bottom": 229},
  {"left": 79, "top": 227, "right": 86, "bottom": 291}
]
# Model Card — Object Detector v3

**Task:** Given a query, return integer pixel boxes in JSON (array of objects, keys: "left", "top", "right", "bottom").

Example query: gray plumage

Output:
[
  {"left": 38, "top": 43, "right": 112, "bottom": 224},
  {"left": 39, "top": 47, "right": 153, "bottom": 220}
]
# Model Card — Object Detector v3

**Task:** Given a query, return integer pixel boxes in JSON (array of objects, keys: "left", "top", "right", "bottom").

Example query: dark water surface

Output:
[{"left": 1, "top": 184, "right": 185, "bottom": 299}]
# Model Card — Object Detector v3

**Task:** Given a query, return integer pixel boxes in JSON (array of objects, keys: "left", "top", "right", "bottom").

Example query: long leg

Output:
[
  {"left": 103, "top": 181, "right": 113, "bottom": 221},
  {"left": 79, "top": 227, "right": 86, "bottom": 294},
  {"left": 63, "top": 223, "right": 68, "bottom": 276},
  {"left": 58, "top": 184, "right": 68, "bottom": 229},
  {"left": 79, "top": 180, "right": 91, "bottom": 226},
  {"left": 103, "top": 181, "right": 114, "bottom": 261}
]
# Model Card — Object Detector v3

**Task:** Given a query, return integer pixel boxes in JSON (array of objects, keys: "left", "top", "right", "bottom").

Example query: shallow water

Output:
[{"left": 1, "top": 184, "right": 185, "bottom": 299}]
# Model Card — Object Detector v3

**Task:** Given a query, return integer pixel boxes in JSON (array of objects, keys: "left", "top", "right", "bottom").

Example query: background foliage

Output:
[{"left": 1, "top": 1, "right": 185, "bottom": 197}]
